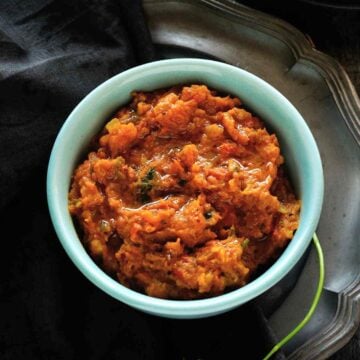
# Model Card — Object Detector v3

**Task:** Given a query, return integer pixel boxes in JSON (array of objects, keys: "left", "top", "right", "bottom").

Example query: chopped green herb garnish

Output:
[
  {"left": 99, "top": 219, "right": 111, "bottom": 232},
  {"left": 139, "top": 182, "right": 152, "bottom": 203},
  {"left": 138, "top": 168, "right": 156, "bottom": 203},
  {"left": 178, "top": 179, "right": 187, "bottom": 186},
  {"left": 144, "top": 168, "right": 156, "bottom": 181},
  {"left": 242, "top": 238, "right": 250, "bottom": 248}
]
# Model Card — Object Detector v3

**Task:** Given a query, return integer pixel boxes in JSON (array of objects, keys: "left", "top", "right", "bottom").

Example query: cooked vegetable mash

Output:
[{"left": 68, "top": 84, "right": 300, "bottom": 299}]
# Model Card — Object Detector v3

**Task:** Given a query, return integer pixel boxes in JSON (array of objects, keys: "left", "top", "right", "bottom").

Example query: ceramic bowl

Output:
[{"left": 47, "top": 58, "right": 324, "bottom": 319}]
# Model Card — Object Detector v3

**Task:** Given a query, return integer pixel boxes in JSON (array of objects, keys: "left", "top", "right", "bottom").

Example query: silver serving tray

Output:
[{"left": 143, "top": 0, "right": 360, "bottom": 359}]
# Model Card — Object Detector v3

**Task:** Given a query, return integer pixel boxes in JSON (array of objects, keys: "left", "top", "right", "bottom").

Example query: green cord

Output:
[{"left": 262, "top": 233, "right": 325, "bottom": 360}]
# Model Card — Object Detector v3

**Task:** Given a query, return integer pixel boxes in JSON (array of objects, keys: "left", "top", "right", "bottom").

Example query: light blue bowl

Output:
[{"left": 47, "top": 59, "right": 324, "bottom": 319}]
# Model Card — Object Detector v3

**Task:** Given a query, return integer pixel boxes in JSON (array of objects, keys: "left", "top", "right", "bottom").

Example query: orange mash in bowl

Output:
[{"left": 68, "top": 84, "right": 300, "bottom": 299}]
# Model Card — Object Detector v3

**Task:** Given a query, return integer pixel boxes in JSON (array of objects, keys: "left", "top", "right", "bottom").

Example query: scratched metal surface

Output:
[{"left": 143, "top": 0, "right": 360, "bottom": 358}]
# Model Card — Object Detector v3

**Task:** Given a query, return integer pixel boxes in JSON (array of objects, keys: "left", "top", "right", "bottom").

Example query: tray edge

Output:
[
  {"left": 289, "top": 276, "right": 360, "bottom": 359},
  {"left": 201, "top": 0, "right": 360, "bottom": 147},
  {"left": 143, "top": 0, "right": 360, "bottom": 356}
]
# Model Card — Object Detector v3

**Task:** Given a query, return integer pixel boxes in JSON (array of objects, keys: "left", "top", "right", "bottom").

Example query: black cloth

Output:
[{"left": 0, "top": 1, "right": 284, "bottom": 359}]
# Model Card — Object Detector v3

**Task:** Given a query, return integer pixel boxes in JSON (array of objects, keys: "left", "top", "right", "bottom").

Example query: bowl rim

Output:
[{"left": 47, "top": 58, "right": 324, "bottom": 318}]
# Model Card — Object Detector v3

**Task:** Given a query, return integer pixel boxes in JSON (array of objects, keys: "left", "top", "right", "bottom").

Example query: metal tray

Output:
[{"left": 143, "top": 0, "right": 360, "bottom": 359}]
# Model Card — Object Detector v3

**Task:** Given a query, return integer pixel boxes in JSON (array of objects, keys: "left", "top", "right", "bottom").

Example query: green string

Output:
[{"left": 262, "top": 233, "right": 325, "bottom": 360}]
